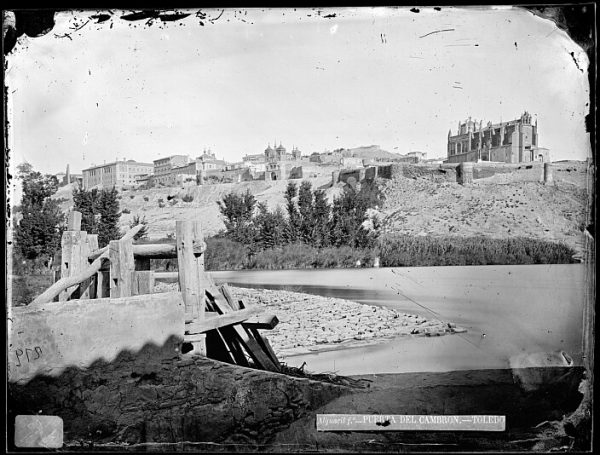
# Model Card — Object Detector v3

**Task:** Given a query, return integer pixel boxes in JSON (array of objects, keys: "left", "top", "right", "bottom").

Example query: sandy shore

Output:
[{"left": 154, "top": 282, "right": 466, "bottom": 358}]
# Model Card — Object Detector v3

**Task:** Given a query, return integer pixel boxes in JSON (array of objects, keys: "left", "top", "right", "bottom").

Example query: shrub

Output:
[
  {"left": 182, "top": 194, "right": 194, "bottom": 203},
  {"left": 129, "top": 195, "right": 135, "bottom": 199},
  {"left": 204, "top": 237, "right": 250, "bottom": 270},
  {"left": 143, "top": 196, "right": 149, "bottom": 202},
  {"left": 122, "top": 208, "right": 131, "bottom": 214}
]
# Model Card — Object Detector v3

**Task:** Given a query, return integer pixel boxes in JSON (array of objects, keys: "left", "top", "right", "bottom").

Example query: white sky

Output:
[{"left": 6, "top": 7, "right": 591, "bottom": 177}]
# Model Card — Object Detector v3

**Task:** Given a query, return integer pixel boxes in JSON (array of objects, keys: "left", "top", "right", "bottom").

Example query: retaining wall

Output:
[
  {"left": 8, "top": 349, "right": 350, "bottom": 445},
  {"left": 8, "top": 292, "right": 184, "bottom": 384}
]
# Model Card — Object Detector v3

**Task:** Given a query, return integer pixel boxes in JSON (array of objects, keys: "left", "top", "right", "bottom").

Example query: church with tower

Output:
[
  {"left": 446, "top": 111, "right": 550, "bottom": 164},
  {"left": 264, "top": 142, "right": 302, "bottom": 162}
]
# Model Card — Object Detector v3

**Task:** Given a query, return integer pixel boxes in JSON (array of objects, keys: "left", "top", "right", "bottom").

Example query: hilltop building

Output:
[
  {"left": 446, "top": 111, "right": 550, "bottom": 164},
  {"left": 407, "top": 151, "right": 427, "bottom": 161},
  {"left": 196, "top": 149, "right": 226, "bottom": 171},
  {"left": 82, "top": 159, "right": 153, "bottom": 189},
  {"left": 153, "top": 155, "right": 190, "bottom": 185},
  {"left": 264, "top": 142, "right": 302, "bottom": 162}
]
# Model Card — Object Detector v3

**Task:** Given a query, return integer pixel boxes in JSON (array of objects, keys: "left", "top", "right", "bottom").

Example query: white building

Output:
[{"left": 82, "top": 159, "right": 154, "bottom": 189}]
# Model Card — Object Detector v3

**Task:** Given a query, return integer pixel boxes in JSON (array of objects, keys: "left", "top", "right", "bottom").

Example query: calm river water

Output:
[{"left": 212, "top": 264, "right": 586, "bottom": 375}]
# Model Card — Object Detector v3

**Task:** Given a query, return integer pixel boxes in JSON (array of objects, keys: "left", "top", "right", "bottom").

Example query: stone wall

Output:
[
  {"left": 8, "top": 292, "right": 184, "bottom": 384},
  {"left": 8, "top": 347, "right": 350, "bottom": 446}
]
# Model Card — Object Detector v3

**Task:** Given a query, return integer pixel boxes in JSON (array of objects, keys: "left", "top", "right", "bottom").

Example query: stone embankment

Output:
[
  {"left": 228, "top": 287, "right": 466, "bottom": 357},
  {"left": 8, "top": 345, "right": 350, "bottom": 446}
]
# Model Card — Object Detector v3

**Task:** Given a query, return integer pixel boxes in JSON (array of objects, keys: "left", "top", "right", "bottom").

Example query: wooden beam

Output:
[
  {"left": 109, "top": 238, "right": 134, "bottom": 298},
  {"left": 219, "top": 326, "right": 250, "bottom": 367},
  {"left": 220, "top": 284, "right": 242, "bottom": 310},
  {"left": 78, "top": 232, "right": 93, "bottom": 300},
  {"left": 85, "top": 224, "right": 145, "bottom": 261},
  {"left": 176, "top": 220, "right": 206, "bottom": 356},
  {"left": 96, "top": 270, "right": 110, "bottom": 298},
  {"left": 242, "top": 314, "right": 279, "bottom": 330},
  {"left": 249, "top": 328, "right": 281, "bottom": 369},
  {"left": 132, "top": 271, "right": 155, "bottom": 296},
  {"left": 206, "top": 289, "right": 279, "bottom": 372},
  {"left": 185, "top": 334, "right": 207, "bottom": 343},
  {"left": 154, "top": 271, "right": 179, "bottom": 282},
  {"left": 185, "top": 307, "right": 264, "bottom": 334},
  {"left": 89, "top": 242, "right": 205, "bottom": 261},
  {"left": 59, "top": 230, "right": 87, "bottom": 301},
  {"left": 87, "top": 234, "right": 99, "bottom": 254}
]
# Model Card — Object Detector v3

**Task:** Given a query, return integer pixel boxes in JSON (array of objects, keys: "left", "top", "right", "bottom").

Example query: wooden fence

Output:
[{"left": 31, "top": 211, "right": 281, "bottom": 372}]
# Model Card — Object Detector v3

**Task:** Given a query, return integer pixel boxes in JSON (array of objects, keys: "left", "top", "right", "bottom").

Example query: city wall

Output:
[{"left": 333, "top": 162, "right": 553, "bottom": 186}]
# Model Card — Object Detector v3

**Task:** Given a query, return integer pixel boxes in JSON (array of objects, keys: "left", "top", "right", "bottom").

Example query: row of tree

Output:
[{"left": 217, "top": 180, "right": 383, "bottom": 251}]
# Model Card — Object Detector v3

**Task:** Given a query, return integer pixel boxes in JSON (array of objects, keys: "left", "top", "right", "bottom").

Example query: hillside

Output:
[
  {"left": 51, "top": 161, "right": 591, "bottom": 257},
  {"left": 53, "top": 175, "right": 339, "bottom": 238},
  {"left": 379, "top": 161, "right": 590, "bottom": 257}
]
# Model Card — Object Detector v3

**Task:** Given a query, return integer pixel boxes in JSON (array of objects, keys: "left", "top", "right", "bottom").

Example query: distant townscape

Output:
[{"left": 53, "top": 111, "right": 550, "bottom": 192}]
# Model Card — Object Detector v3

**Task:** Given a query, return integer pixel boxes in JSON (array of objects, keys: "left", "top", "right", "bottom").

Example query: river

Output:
[{"left": 212, "top": 264, "right": 586, "bottom": 375}]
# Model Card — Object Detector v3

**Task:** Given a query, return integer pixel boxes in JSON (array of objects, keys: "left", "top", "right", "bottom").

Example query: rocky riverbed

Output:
[
  {"left": 154, "top": 282, "right": 466, "bottom": 358},
  {"left": 225, "top": 287, "right": 466, "bottom": 358}
]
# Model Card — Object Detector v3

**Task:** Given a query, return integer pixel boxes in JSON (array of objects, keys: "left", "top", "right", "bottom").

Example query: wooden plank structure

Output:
[{"left": 31, "top": 211, "right": 282, "bottom": 372}]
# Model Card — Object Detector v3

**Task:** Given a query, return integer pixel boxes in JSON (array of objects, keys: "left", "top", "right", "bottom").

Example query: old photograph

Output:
[{"left": 5, "top": 6, "right": 595, "bottom": 452}]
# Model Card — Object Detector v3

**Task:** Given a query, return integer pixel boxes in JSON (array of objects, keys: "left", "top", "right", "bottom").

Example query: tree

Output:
[
  {"left": 14, "top": 163, "right": 65, "bottom": 263},
  {"left": 255, "top": 203, "right": 286, "bottom": 249},
  {"left": 97, "top": 187, "right": 121, "bottom": 247},
  {"left": 312, "top": 189, "right": 331, "bottom": 247},
  {"left": 72, "top": 186, "right": 122, "bottom": 247},
  {"left": 297, "top": 180, "right": 315, "bottom": 243},
  {"left": 329, "top": 181, "right": 384, "bottom": 248},
  {"left": 217, "top": 189, "right": 257, "bottom": 244},
  {"left": 72, "top": 187, "right": 99, "bottom": 234},
  {"left": 284, "top": 182, "right": 300, "bottom": 243}
]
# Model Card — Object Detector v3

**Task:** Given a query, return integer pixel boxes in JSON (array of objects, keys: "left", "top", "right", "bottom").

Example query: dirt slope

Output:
[{"left": 379, "top": 161, "right": 590, "bottom": 257}]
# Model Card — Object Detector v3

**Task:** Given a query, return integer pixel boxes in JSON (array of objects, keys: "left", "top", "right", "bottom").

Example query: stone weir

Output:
[{"left": 8, "top": 338, "right": 351, "bottom": 446}]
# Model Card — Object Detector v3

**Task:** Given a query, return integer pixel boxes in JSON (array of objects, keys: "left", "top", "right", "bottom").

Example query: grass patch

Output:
[
  {"left": 203, "top": 235, "right": 577, "bottom": 271},
  {"left": 378, "top": 234, "right": 577, "bottom": 267}
]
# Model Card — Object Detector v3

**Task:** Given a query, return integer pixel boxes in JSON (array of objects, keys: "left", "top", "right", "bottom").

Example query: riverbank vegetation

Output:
[
  {"left": 204, "top": 235, "right": 577, "bottom": 270},
  {"left": 205, "top": 179, "right": 577, "bottom": 270}
]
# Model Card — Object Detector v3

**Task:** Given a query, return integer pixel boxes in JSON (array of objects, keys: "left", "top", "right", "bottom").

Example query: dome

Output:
[
  {"left": 275, "top": 143, "right": 286, "bottom": 152},
  {"left": 265, "top": 143, "right": 274, "bottom": 153}
]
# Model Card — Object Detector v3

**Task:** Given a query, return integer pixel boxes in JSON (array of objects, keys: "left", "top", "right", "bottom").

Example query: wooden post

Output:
[
  {"left": 97, "top": 270, "right": 110, "bottom": 298},
  {"left": 53, "top": 270, "right": 61, "bottom": 302},
  {"left": 82, "top": 234, "right": 99, "bottom": 299},
  {"left": 87, "top": 234, "right": 99, "bottom": 253},
  {"left": 59, "top": 211, "right": 87, "bottom": 301},
  {"left": 132, "top": 271, "right": 155, "bottom": 296},
  {"left": 109, "top": 238, "right": 134, "bottom": 298},
  {"left": 67, "top": 210, "right": 82, "bottom": 231},
  {"left": 176, "top": 220, "right": 206, "bottom": 355}
]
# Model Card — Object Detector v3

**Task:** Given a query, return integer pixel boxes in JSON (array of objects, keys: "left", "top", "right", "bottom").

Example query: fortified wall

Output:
[{"left": 332, "top": 162, "right": 555, "bottom": 186}]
